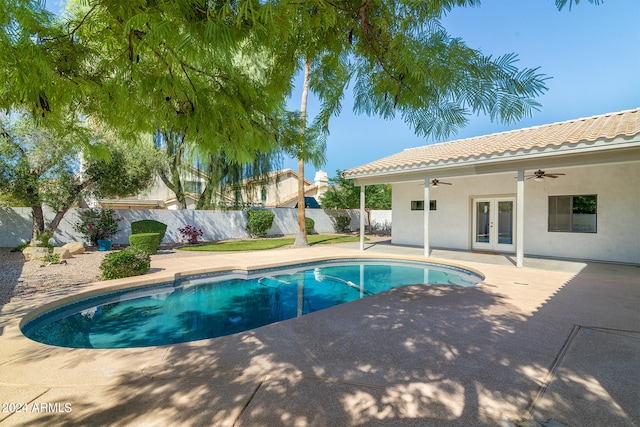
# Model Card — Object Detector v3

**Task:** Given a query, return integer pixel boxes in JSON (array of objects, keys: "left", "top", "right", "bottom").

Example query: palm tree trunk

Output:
[{"left": 294, "top": 59, "right": 311, "bottom": 247}]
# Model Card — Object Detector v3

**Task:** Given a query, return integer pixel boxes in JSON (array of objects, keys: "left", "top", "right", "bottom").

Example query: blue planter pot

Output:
[{"left": 97, "top": 239, "right": 112, "bottom": 251}]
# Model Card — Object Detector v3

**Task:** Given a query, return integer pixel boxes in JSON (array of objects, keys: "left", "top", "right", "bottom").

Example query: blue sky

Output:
[
  {"left": 284, "top": 0, "right": 640, "bottom": 180},
  {"left": 45, "top": 1, "right": 639, "bottom": 181}
]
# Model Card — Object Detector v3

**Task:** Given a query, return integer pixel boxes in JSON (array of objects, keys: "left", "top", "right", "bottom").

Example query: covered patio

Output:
[{"left": 344, "top": 109, "right": 640, "bottom": 267}]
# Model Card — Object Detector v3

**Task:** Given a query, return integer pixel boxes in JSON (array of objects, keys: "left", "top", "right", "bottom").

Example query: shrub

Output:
[
  {"left": 246, "top": 209, "right": 275, "bottom": 238},
  {"left": 131, "top": 220, "right": 167, "bottom": 242},
  {"left": 305, "top": 217, "right": 315, "bottom": 235},
  {"left": 100, "top": 249, "right": 150, "bottom": 280},
  {"left": 42, "top": 253, "right": 60, "bottom": 264},
  {"left": 14, "top": 241, "right": 29, "bottom": 252},
  {"left": 178, "top": 225, "right": 204, "bottom": 244},
  {"left": 334, "top": 215, "right": 352, "bottom": 233},
  {"left": 36, "top": 230, "right": 53, "bottom": 247},
  {"left": 129, "top": 233, "right": 160, "bottom": 255},
  {"left": 75, "top": 208, "right": 122, "bottom": 245}
]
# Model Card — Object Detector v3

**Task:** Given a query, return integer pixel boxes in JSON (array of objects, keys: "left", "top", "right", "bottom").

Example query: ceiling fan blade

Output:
[
  {"left": 546, "top": 173, "right": 566, "bottom": 178},
  {"left": 440, "top": 182, "right": 453, "bottom": 185}
]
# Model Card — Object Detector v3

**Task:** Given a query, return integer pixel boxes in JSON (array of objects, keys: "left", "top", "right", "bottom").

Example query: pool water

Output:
[{"left": 21, "top": 260, "right": 481, "bottom": 349}]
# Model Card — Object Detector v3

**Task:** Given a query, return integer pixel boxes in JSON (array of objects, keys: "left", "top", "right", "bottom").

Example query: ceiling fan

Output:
[
  {"left": 430, "top": 178, "right": 452, "bottom": 188},
  {"left": 526, "top": 169, "right": 566, "bottom": 181}
]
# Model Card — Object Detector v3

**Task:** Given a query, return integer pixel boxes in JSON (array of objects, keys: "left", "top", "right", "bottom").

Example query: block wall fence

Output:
[{"left": 0, "top": 207, "right": 392, "bottom": 247}]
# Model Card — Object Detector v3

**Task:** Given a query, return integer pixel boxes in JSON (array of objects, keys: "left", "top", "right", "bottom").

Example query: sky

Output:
[
  {"left": 45, "top": 0, "right": 639, "bottom": 181},
  {"left": 283, "top": 0, "right": 640, "bottom": 181}
]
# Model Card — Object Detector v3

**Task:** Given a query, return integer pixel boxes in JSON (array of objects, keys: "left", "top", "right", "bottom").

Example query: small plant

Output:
[
  {"left": 246, "top": 210, "right": 274, "bottom": 238},
  {"left": 305, "top": 217, "right": 315, "bottom": 235},
  {"left": 100, "top": 248, "right": 150, "bottom": 280},
  {"left": 129, "top": 233, "right": 161, "bottom": 255},
  {"left": 334, "top": 215, "right": 352, "bottom": 233},
  {"left": 131, "top": 220, "right": 167, "bottom": 242},
  {"left": 36, "top": 230, "right": 53, "bottom": 247},
  {"left": 14, "top": 241, "right": 29, "bottom": 252},
  {"left": 75, "top": 208, "right": 122, "bottom": 245},
  {"left": 42, "top": 253, "right": 60, "bottom": 264},
  {"left": 178, "top": 225, "right": 204, "bottom": 244}
]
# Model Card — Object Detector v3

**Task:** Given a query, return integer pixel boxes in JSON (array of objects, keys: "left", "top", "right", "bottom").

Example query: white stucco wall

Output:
[
  {"left": 0, "top": 207, "right": 391, "bottom": 247},
  {"left": 391, "top": 162, "right": 640, "bottom": 264}
]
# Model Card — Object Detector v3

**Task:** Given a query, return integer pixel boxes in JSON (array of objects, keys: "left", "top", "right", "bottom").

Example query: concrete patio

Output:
[{"left": 0, "top": 242, "right": 638, "bottom": 426}]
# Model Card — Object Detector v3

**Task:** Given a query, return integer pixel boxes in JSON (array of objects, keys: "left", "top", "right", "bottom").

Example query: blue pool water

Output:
[{"left": 21, "top": 259, "right": 481, "bottom": 349}]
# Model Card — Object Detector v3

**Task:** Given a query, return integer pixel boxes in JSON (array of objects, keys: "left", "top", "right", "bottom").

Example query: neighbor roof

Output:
[{"left": 343, "top": 108, "right": 640, "bottom": 178}]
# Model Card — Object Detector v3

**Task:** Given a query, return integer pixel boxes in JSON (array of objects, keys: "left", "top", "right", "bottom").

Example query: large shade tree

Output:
[
  {"left": 320, "top": 170, "right": 391, "bottom": 234},
  {"left": 0, "top": 112, "right": 159, "bottom": 243}
]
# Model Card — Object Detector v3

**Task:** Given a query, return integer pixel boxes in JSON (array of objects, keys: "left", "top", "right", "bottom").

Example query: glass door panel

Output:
[
  {"left": 475, "top": 201, "right": 491, "bottom": 243},
  {"left": 497, "top": 201, "right": 513, "bottom": 245}
]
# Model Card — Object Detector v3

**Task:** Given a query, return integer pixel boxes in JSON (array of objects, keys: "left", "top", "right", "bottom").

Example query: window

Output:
[
  {"left": 184, "top": 181, "right": 202, "bottom": 194},
  {"left": 411, "top": 200, "right": 437, "bottom": 211},
  {"left": 548, "top": 195, "right": 597, "bottom": 233}
]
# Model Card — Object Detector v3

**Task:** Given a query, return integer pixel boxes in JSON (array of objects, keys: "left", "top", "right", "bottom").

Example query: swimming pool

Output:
[{"left": 21, "top": 259, "right": 482, "bottom": 349}]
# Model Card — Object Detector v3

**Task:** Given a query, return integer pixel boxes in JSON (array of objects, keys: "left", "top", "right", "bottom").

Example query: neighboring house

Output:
[
  {"left": 98, "top": 168, "right": 329, "bottom": 210},
  {"left": 343, "top": 109, "right": 640, "bottom": 266}
]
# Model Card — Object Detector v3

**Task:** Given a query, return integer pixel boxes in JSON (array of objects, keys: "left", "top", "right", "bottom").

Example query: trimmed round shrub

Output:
[
  {"left": 100, "top": 249, "right": 150, "bottom": 280},
  {"left": 334, "top": 215, "right": 352, "bottom": 233},
  {"left": 247, "top": 209, "right": 275, "bottom": 238},
  {"left": 129, "top": 233, "right": 161, "bottom": 255},
  {"left": 131, "top": 220, "right": 167, "bottom": 242},
  {"left": 305, "top": 217, "right": 315, "bottom": 235}
]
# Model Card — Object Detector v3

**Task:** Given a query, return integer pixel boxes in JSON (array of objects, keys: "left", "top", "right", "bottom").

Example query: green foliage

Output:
[
  {"left": 246, "top": 209, "right": 275, "bottom": 238},
  {"left": 305, "top": 217, "right": 315, "bottom": 235},
  {"left": 14, "top": 241, "right": 29, "bottom": 252},
  {"left": 75, "top": 208, "right": 122, "bottom": 246},
  {"left": 42, "top": 253, "right": 60, "bottom": 264},
  {"left": 131, "top": 220, "right": 167, "bottom": 242},
  {"left": 128, "top": 233, "right": 161, "bottom": 255},
  {"left": 321, "top": 170, "right": 392, "bottom": 210},
  {"left": 334, "top": 215, "right": 352, "bottom": 234},
  {"left": 100, "top": 249, "right": 151, "bottom": 280},
  {"left": 36, "top": 230, "right": 53, "bottom": 247}
]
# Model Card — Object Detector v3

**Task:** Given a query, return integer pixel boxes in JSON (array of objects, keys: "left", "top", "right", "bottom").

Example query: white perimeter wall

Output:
[
  {"left": 0, "top": 208, "right": 391, "bottom": 247},
  {"left": 392, "top": 162, "right": 640, "bottom": 264}
]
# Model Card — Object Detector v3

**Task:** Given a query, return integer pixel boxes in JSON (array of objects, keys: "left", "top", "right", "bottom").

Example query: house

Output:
[
  {"left": 97, "top": 168, "right": 329, "bottom": 210},
  {"left": 343, "top": 109, "right": 640, "bottom": 266}
]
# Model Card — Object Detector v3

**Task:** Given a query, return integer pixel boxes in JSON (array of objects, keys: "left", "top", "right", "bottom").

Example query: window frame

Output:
[
  {"left": 548, "top": 194, "right": 597, "bottom": 233},
  {"left": 411, "top": 200, "right": 437, "bottom": 211}
]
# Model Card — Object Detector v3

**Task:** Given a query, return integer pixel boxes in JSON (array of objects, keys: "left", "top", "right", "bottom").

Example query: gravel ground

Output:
[{"left": 0, "top": 245, "right": 213, "bottom": 306}]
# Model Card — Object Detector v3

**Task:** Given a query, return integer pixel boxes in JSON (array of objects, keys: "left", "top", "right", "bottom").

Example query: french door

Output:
[{"left": 472, "top": 197, "right": 515, "bottom": 252}]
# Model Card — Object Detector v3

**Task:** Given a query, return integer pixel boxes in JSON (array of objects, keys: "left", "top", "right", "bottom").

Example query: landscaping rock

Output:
[
  {"left": 22, "top": 247, "right": 50, "bottom": 261},
  {"left": 52, "top": 247, "right": 72, "bottom": 259},
  {"left": 62, "top": 242, "right": 85, "bottom": 255}
]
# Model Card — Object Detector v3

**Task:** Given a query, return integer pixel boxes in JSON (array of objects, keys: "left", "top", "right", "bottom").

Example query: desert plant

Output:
[
  {"left": 178, "top": 225, "right": 204, "bottom": 244},
  {"left": 334, "top": 215, "right": 352, "bottom": 233},
  {"left": 131, "top": 219, "right": 167, "bottom": 242},
  {"left": 129, "top": 233, "right": 161, "bottom": 255},
  {"left": 100, "top": 248, "right": 151, "bottom": 280},
  {"left": 305, "top": 217, "right": 315, "bottom": 235},
  {"left": 75, "top": 208, "right": 122, "bottom": 245},
  {"left": 14, "top": 241, "right": 29, "bottom": 252},
  {"left": 246, "top": 209, "right": 274, "bottom": 238},
  {"left": 42, "top": 253, "right": 60, "bottom": 264}
]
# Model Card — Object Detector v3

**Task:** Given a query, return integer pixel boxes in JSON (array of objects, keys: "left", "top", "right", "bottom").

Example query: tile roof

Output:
[{"left": 344, "top": 108, "right": 640, "bottom": 177}]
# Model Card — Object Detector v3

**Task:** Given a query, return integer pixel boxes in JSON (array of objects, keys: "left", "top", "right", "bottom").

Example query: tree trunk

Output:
[
  {"left": 31, "top": 205, "right": 45, "bottom": 245},
  {"left": 159, "top": 131, "right": 188, "bottom": 210},
  {"left": 294, "top": 59, "right": 311, "bottom": 247},
  {"left": 47, "top": 180, "right": 92, "bottom": 236}
]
